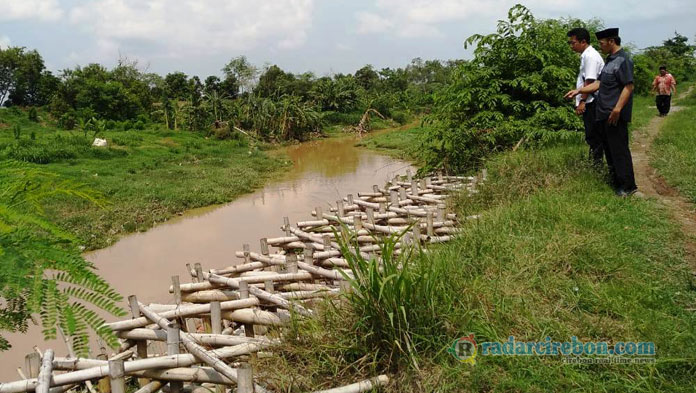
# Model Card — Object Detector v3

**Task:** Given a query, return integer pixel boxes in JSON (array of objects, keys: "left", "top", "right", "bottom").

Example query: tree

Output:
[
  {"left": 355, "top": 65, "right": 379, "bottom": 91},
  {"left": 222, "top": 56, "right": 258, "bottom": 94},
  {"left": 424, "top": 5, "right": 587, "bottom": 172},
  {"left": 663, "top": 32, "right": 695, "bottom": 56},
  {"left": 164, "top": 72, "right": 189, "bottom": 101},
  {"left": 0, "top": 47, "right": 23, "bottom": 105},
  {"left": 0, "top": 162, "right": 125, "bottom": 354},
  {"left": 255, "top": 64, "right": 295, "bottom": 98}
]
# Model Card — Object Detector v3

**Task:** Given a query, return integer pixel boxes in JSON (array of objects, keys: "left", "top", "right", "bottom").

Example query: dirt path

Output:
[{"left": 631, "top": 87, "right": 696, "bottom": 272}]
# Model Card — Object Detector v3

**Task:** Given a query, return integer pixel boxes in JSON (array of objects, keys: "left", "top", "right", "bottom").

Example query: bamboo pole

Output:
[
  {"left": 35, "top": 349, "right": 54, "bottom": 393},
  {"left": 107, "top": 359, "right": 125, "bottom": 393},
  {"left": 236, "top": 363, "right": 253, "bottom": 393},
  {"left": 134, "top": 368, "right": 233, "bottom": 385},
  {"left": 311, "top": 375, "right": 389, "bottom": 393},
  {"left": 133, "top": 381, "right": 163, "bottom": 393},
  {"left": 25, "top": 353, "right": 40, "bottom": 379},
  {"left": 166, "top": 324, "right": 183, "bottom": 393},
  {"left": 106, "top": 298, "right": 258, "bottom": 331},
  {"left": 116, "top": 330, "right": 275, "bottom": 347}
]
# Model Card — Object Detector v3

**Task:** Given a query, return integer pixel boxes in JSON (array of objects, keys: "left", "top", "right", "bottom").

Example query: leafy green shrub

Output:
[
  {"left": 214, "top": 126, "right": 231, "bottom": 140},
  {"left": 424, "top": 5, "right": 589, "bottom": 173},
  {"left": 338, "top": 230, "right": 447, "bottom": 370},
  {"left": 58, "top": 111, "right": 77, "bottom": 130},
  {"left": 12, "top": 124, "right": 21, "bottom": 140},
  {"left": 28, "top": 107, "right": 39, "bottom": 122},
  {"left": 391, "top": 110, "right": 410, "bottom": 125},
  {"left": 323, "top": 111, "right": 362, "bottom": 125},
  {"left": 133, "top": 120, "right": 145, "bottom": 130}
]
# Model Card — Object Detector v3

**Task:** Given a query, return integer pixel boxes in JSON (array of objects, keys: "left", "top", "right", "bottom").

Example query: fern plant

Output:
[{"left": 0, "top": 161, "right": 126, "bottom": 354}]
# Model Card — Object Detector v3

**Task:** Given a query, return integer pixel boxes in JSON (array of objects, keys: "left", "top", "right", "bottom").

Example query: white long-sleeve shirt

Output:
[{"left": 576, "top": 45, "right": 604, "bottom": 106}]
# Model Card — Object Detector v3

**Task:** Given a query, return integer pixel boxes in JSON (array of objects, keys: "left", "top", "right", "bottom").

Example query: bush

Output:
[
  {"left": 27, "top": 108, "right": 39, "bottom": 122},
  {"left": 12, "top": 125, "right": 21, "bottom": 140},
  {"left": 133, "top": 120, "right": 145, "bottom": 130},
  {"left": 338, "top": 230, "right": 447, "bottom": 370},
  {"left": 424, "top": 5, "right": 586, "bottom": 173},
  {"left": 58, "top": 112, "right": 77, "bottom": 130},
  {"left": 323, "top": 111, "right": 362, "bottom": 125},
  {"left": 214, "top": 127, "right": 231, "bottom": 140},
  {"left": 391, "top": 110, "right": 410, "bottom": 125}
]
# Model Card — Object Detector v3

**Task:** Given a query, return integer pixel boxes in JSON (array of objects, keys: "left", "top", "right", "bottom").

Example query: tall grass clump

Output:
[{"left": 336, "top": 229, "right": 451, "bottom": 370}]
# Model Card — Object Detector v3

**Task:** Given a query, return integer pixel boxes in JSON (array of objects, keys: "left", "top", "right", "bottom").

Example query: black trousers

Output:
[
  {"left": 598, "top": 118, "right": 637, "bottom": 192},
  {"left": 582, "top": 102, "right": 603, "bottom": 166},
  {"left": 656, "top": 95, "right": 671, "bottom": 115}
]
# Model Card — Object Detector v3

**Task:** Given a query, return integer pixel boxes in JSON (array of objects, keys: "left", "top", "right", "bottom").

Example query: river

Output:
[{"left": 0, "top": 132, "right": 415, "bottom": 381}]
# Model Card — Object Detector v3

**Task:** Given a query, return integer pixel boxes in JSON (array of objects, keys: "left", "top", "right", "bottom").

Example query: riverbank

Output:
[
  {"left": 259, "top": 93, "right": 696, "bottom": 391},
  {"left": 0, "top": 110, "right": 405, "bottom": 251}
]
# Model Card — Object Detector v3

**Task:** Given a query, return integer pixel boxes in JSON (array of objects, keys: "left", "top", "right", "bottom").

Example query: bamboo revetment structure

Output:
[{"left": 0, "top": 170, "right": 484, "bottom": 393}]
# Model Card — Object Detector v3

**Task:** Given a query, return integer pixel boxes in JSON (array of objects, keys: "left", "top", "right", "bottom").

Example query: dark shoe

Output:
[{"left": 616, "top": 188, "right": 638, "bottom": 198}]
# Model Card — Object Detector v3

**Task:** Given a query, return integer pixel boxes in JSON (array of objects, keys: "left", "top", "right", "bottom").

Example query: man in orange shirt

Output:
[{"left": 652, "top": 66, "right": 676, "bottom": 116}]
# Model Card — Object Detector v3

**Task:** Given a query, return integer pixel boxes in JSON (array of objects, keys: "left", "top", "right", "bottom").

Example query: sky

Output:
[{"left": 1, "top": 0, "right": 695, "bottom": 78}]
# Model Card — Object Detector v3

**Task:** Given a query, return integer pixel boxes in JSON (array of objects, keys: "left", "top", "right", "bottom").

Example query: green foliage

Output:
[
  {"left": 28, "top": 107, "right": 38, "bottom": 122},
  {"left": 0, "top": 161, "right": 125, "bottom": 353},
  {"left": 12, "top": 124, "right": 21, "bottom": 140},
  {"left": 337, "top": 229, "right": 447, "bottom": 370},
  {"left": 633, "top": 32, "right": 696, "bottom": 95},
  {"left": 0, "top": 46, "right": 57, "bottom": 106},
  {"left": 424, "top": 5, "right": 589, "bottom": 173}
]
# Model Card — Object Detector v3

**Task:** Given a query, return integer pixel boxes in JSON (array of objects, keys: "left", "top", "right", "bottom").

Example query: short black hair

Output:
[
  {"left": 612, "top": 36, "right": 622, "bottom": 45},
  {"left": 567, "top": 28, "right": 591, "bottom": 44},
  {"left": 659, "top": 65, "right": 667, "bottom": 70}
]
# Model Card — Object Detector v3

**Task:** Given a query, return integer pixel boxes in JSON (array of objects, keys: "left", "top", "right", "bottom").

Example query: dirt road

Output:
[{"left": 630, "top": 88, "right": 696, "bottom": 272}]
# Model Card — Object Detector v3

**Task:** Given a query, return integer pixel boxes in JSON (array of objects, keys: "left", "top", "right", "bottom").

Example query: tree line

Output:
[{"left": 0, "top": 49, "right": 463, "bottom": 141}]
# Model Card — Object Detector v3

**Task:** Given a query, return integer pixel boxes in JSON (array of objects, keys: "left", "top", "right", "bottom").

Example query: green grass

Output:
[
  {"left": 652, "top": 88, "right": 696, "bottom": 202},
  {"left": 259, "top": 96, "right": 696, "bottom": 391},
  {"left": 0, "top": 109, "right": 287, "bottom": 249},
  {"left": 356, "top": 122, "right": 428, "bottom": 163}
]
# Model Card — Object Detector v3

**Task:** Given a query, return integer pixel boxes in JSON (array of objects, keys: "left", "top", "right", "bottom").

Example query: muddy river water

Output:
[{"left": 0, "top": 133, "right": 415, "bottom": 380}]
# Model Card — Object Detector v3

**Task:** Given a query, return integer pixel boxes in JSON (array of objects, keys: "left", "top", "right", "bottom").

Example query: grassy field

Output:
[
  {"left": 652, "top": 89, "right": 696, "bottom": 202},
  {"left": 356, "top": 121, "right": 429, "bottom": 163},
  {"left": 259, "top": 95, "right": 696, "bottom": 391},
  {"left": 0, "top": 108, "right": 287, "bottom": 249}
]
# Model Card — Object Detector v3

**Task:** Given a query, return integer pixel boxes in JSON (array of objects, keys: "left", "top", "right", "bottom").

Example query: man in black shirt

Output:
[{"left": 565, "top": 28, "right": 637, "bottom": 197}]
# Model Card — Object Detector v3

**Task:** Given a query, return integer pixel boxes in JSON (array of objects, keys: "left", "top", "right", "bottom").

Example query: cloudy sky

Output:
[{"left": 1, "top": 0, "right": 695, "bottom": 78}]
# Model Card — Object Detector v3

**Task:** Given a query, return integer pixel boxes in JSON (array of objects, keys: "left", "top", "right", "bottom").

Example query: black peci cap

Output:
[{"left": 596, "top": 28, "right": 619, "bottom": 39}]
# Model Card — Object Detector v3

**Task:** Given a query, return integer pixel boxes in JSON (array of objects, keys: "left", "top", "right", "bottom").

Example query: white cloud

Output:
[
  {"left": 0, "top": 35, "right": 10, "bottom": 49},
  {"left": 356, "top": 12, "right": 393, "bottom": 34},
  {"left": 68, "top": 0, "right": 315, "bottom": 60},
  {"left": 354, "top": 0, "right": 696, "bottom": 39},
  {"left": 0, "top": 0, "right": 63, "bottom": 21}
]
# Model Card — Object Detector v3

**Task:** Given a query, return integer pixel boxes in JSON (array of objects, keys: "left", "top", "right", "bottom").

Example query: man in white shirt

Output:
[{"left": 567, "top": 27, "right": 605, "bottom": 166}]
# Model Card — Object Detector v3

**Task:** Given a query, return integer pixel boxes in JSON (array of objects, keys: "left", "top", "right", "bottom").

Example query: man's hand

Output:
[
  {"left": 608, "top": 108, "right": 621, "bottom": 125},
  {"left": 564, "top": 89, "right": 580, "bottom": 100},
  {"left": 575, "top": 101, "right": 586, "bottom": 115}
]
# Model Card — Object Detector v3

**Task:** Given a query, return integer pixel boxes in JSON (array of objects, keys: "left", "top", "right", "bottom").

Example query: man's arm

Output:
[
  {"left": 671, "top": 77, "right": 677, "bottom": 95},
  {"left": 576, "top": 79, "right": 596, "bottom": 115},
  {"left": 608, "top": 83, "right": 633, "bottom": 125},
  {"left": 565, "top": 80, "right": 600, "bottom": 99}
]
